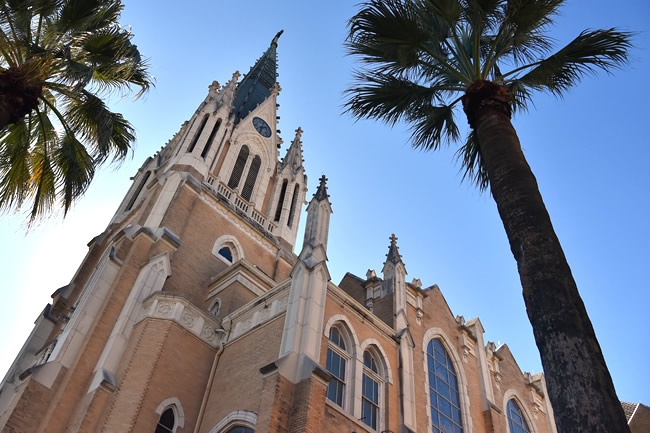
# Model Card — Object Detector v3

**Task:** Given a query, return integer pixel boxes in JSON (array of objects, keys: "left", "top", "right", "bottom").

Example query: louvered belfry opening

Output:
[
  {"left": 274, "top": 179, "right": 288, "bottom": 222},
  {"left": 187, "top": 114, "right": 209, "bottom": 153},
  {"left": 201, "top": 118, "right": 222, "bottom": 158},
  {"left": 287, "top": 184, "right": 299, "bottom": 228},
  {"left": 241, "top": 155, "right": 261, "bottom": 201},
  {"left": 228, "top": 145, "right": 249, "bottom": 189}
]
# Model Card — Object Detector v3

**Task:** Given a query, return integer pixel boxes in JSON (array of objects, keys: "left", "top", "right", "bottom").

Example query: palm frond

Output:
[
  {"left": 408, "top": 103, "right": 460, "bottom": 150},
  {"left": 345, "top": 70, "right": 457, "bottom": 125},
  {"left": 455, "top": 129, "right": 489, "bottom": 189},
  {"left": 53, "top": 130, "right": 94, "bottom": 214},
  {"left": 63, "top": 89, "right": 134, "bottom": 164},
  {"left": 347, "top": 0, "right": 434, "bottom": 72},
  {"left": 0, "top": 118, "right": 32, "bottom": 212},
  {"left": 29, "top": 108, "right": 57, "bottom": 218},
  {"left": 503, "top": 28, "right": 632, "bottom": 95}
]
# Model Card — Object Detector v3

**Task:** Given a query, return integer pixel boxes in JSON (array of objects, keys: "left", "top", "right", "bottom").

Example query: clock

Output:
[{"left": 252, "top": 117, "right": 272, "bottom": 138}]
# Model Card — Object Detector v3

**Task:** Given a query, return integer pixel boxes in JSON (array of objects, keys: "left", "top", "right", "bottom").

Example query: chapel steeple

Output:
[{"left": 232, "top": 30, "right": 282, "bottom": 124}]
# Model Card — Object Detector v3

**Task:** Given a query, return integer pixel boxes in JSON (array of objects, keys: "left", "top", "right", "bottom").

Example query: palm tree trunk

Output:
[{"left": 465, "top": 81, "right": 629, "bottom": 433}]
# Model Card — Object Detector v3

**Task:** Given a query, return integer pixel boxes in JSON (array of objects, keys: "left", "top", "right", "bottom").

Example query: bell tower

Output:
[{"left": 109, "top": 30, "right": 306, "bottom": 251}]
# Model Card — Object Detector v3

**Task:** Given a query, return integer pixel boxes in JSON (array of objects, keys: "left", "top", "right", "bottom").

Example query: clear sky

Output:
[{"left": 1, "top": 0, "right": 649, "bottom": 406}]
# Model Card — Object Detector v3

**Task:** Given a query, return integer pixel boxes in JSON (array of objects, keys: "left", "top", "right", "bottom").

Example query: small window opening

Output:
[
  {"left": 155, "top": 408, "right": 175, "bottom": 433},
  {"left": 201, "top": 118, "right": 222, "bottom": 159},
  {"left": 287, "top": 184, "right": 299, "bottom": 228},
  {"left": 274, "top": 179, "right": 288, "bottom": 222},
  {"left": 210, "top": 299, "right": 221, "bottom": 316},
  {"left": 228, "top": 145, "right": 249, "bottom": 189},
  {"left": 241, "top": 155, "right": 261, "bottom": 201},
  {"left": 218, "top": 247, "right": 233, "bottom": 263},
  {"left": 188, "top": 114, "right": 209, "bottom": 153},
  {"left": 126, "top": 171, "right": 151, "bottom": 211}
]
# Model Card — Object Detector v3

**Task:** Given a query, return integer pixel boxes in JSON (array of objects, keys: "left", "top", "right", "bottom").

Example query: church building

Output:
[{"left": 0, "top": 33, "right": 558, "bottom": 433}]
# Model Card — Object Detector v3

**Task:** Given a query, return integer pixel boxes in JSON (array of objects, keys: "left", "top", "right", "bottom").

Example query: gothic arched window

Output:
[
  {"left": 218, "top": 247, "right": 233, "bottom": 263},
  {"left": 507, "top": 399, "right": 531, "bottom": 433},
  {"left": 241, "top": 155, "right": 261, "bottom": 201},
  {"left": 188, "top": 114, "right": 209, "bottom": 153},
  {"left": 155, "top": 407, "right": 175, "bottom": 433},
  {"left": 228, "top": 145, "right": 249, "bottom": 189},
  {"left": 427, "top": 338, "right": 463, "bottom": 433},
  {"left": 287, "top": 184, "right": 299, "bottom": 228},
  {"left": 201, "top": 118, "right": 222, "bottom": 158},
  {"left": 326, "top": 327, "right": 348, "bottom": 408},
  {"left": 361, "top": 350, "right": 381, "bottom": 430},
  {"left": 274, "top": 179, "right": 288, "bottom": 222}
]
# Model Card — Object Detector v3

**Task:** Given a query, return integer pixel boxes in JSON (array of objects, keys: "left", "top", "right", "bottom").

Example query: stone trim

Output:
[
  {"left": 225, "top": 283, "right": 290, "bottom": 342},
  {"left": 358, "top": 338, "right": 394, "bottom": 384},
  {"left": 209, "top": 410, "right": 257, "bottom": 433},
  {"left": 327, "top": 283, "right": 396, "bottom": 338},
  {"left": 140, "top": 292, "right": 222, "bottom": 348},
  {"left": 155, "top": 397, "right": 185, "bottom": 431},
  {"left": 503, "top": 389, "right": 539, "bottom": 433},
  {"left": 211, "top": 234, "right": 244, "bottom": 264}
]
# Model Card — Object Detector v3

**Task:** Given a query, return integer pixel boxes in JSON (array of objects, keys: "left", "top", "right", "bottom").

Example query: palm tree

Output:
[
  {"left": 344, "top": 1, "right": 632, "bottom": 432},
  {"left": 0, "top": 0, "right": 152, "bottom": 222}
]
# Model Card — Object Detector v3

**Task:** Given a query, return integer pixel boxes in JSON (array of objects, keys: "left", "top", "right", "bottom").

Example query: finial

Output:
[
  {"left": 272, "top": 30, "right": 284, "bottom": 47},
  {"left": 231, "top": 71, "right": 241, "bottom": 81},
  {"left": 208, "top": 80, "right": 220, "bottom": 93},
  {"left": 386, "top": 233, "right": 403, "bottom": 264},
  {"left": 295, "top": 127, "right": 303, "bottom": 138},
  {"left": 313, "top": 175, "right": 330, "bottom": 201}
]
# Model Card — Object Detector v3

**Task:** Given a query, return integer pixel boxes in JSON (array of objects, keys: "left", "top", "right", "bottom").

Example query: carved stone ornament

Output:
[
  {"left": 181, "top": 310, "right": 195, "bottom": 328},
  {"left": 157, "top": 303, "right": 172, "bottom": 317}
]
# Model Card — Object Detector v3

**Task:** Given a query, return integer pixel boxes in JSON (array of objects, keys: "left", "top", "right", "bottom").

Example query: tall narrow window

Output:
[
  {"left": 187, "top": 114, "right": 209, "bottom": 153},
  {"left": 362, "top": 351, "right": 380, "bottom": 429},
  {"left": 155, "top": 408, "right": 175, "bottom": 433},
  {"left": 201, "top": 118, "right": 222, "bottom": 159},
  {"left": 126, "top": 171, "right": 151, "bottom": 211},
  {"left": 507, "top": 400, "right": 531, "bottom": 433},
  {"left": 227, "top": 145, "right": 249, "bottom": 189},
  {"left": 274, "top": 179, "right": 288, "bottom": 222},
  {"left": 326, "top": 327, "right": 348, "bottom": 408},
  {"left": 241, "top": 155, "right": 261, "bottom": 201},
  {"left": 287, "top": 184, "right": 299, "bottom": 228},
  {"left": 427, "top": 338, "right": 463, "bottom": 433}
]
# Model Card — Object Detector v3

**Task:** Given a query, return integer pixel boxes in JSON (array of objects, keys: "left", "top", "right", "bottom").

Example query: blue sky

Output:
[{"left": 1, "top": 0, "right": 649, "bottom": 405}]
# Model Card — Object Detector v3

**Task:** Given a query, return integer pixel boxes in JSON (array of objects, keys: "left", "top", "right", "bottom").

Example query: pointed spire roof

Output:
[
  {"left": 385, "top": 234, "right": 404, "bottom": 265},
  {"left": 313, "top": 175, "right": 330, "bottom": 202},
  {"left": 232, "top": 30, "right": 282, "bottom": 124},
  {"left": 280, "top": 127, "right": 304, "bottom": 172}
]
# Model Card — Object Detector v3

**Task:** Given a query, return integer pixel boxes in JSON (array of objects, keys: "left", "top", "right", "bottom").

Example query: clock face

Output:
[{"left": 252, "top": 117, "right": 272, "bottom": 138}]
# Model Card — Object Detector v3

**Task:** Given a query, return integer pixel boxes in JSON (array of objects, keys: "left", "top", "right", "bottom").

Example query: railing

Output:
[{"left": 208, "top": 178, "right": 277, "bottom": 235}]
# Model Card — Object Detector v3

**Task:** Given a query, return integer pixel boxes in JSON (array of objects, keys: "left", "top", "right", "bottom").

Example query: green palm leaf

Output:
[{"left": 0, "top": 0, "right": 153, "bottom": 223}]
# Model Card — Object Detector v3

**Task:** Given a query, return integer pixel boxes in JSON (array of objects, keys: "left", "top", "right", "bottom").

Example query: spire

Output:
[
  {"left": 232, "top": 30, "right": 282, "bottom": 124},
  {"left": 279, "top": 127, "right": 304, "bottom": 175},
  {"left": 215, "top": 71, "right": 241, "bottom": 111},
  {"left": 314, "top": 175, "right": 329, "bottom": 202},
  {"left": 302, "top": 175, "right": 332, "bottom": 253},
  {"left": 385, "top": 233, "right": 404, "bottom": 265}
]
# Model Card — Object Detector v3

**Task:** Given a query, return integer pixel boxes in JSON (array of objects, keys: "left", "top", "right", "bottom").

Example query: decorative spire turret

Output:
[
  {"left": 385, "top": 233, "right": 404, "bottom": 265},
  {"left": 232, "top": 30, "right": 282, "bottom": 124},
  {"left": 302, "top": 175, "right": 332, "bottom": 253},
  {"left": 279, "top": 127, "right": 304, "bottom": 177},
  {"left": 215, "top": 71, "right": 241, "bottom": 111},
  {"left": 313, "top": 175, "right": 330, "bottom": 202}
]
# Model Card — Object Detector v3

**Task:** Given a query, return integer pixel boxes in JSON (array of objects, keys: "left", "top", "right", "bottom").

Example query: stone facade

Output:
[{"left": 0, "top": 36, "right": 558, "bottom": 433}]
